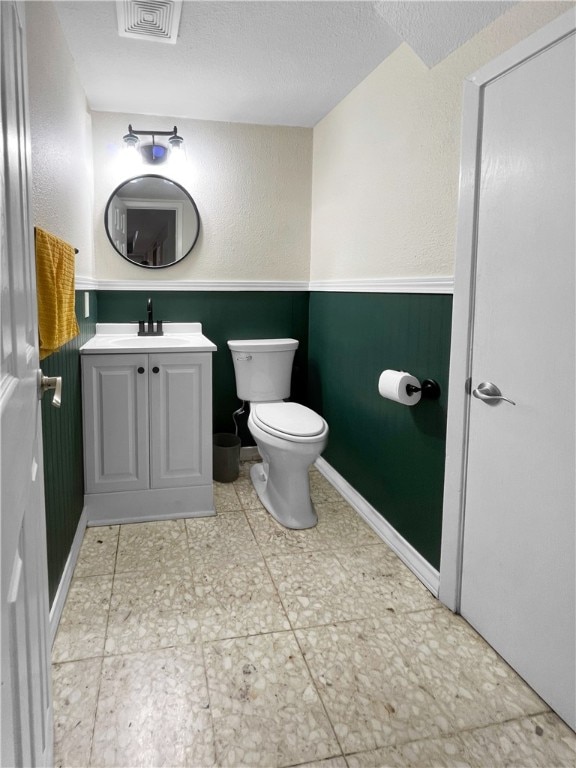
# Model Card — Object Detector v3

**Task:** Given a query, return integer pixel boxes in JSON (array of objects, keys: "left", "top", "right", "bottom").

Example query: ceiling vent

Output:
[{"left": 116, "top": 0, "right": 182, "bottom": 44}]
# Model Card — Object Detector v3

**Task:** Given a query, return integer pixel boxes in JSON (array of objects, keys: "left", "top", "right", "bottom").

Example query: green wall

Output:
[
  {"left": 42, "top": 288, "right": 452, "bottom": 606},
  {"left": 308, "top": 292, "right": 452, "bottom": 569},
  {"left": 41, "top": 291, "right": 96, "bottom": 604},
  {"left": 97, "top": 291, "right": 310, "bottom": 442}
]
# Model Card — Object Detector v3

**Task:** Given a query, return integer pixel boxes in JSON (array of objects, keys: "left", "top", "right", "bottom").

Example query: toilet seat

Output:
[{"left": 251, "top": 402, "right": 326, "bottom": 442}]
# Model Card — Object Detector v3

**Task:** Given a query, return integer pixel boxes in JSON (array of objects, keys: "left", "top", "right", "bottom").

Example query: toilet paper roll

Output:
[{"left": 378, "top": 370, "right": 421, "bottom": 406}]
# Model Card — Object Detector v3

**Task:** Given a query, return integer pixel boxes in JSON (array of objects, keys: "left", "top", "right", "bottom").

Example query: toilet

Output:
[{"left": 227, "top": 338, "right": 328, "bottom": 529}]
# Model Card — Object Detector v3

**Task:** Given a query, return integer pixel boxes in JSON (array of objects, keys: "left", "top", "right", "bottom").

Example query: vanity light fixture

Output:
[{"left": 122, "top": 125, "right": 183, "bottom": 164}]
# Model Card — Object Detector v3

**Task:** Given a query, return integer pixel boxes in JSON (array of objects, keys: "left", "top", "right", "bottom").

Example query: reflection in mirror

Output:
[{"left": 105, "top": 175, "right": 200, "bottom": 268}]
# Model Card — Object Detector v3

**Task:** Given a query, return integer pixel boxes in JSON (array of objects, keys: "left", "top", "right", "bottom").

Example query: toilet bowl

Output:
[
  {"left": 248, "top": 402, "right": 328, "bottom": 529},
  {"left": 227, "top": 338, "right": 329, "bottom": 529}
]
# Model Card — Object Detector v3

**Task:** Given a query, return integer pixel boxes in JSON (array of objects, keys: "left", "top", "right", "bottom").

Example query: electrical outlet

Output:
[{"left": 84, "top": 291, "right": 90, "bottom": 319}]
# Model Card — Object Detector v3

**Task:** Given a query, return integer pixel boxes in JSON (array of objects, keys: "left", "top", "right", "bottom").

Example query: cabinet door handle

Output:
[
  {"left": 152, "top": 366, "right": 159, "bottom": 374},
  {"left": 138, "top": 367, "right": 145, "bottom": 374}
]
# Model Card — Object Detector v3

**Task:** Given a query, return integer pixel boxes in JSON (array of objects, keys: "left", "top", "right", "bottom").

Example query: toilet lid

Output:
[{"left": 252, "top": 402, "right": 325, "bottom": 438}]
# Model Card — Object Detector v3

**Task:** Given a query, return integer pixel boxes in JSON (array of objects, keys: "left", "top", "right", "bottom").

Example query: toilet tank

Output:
[{"left": 227, "top": 338, "right": 298, "bottom": 402}]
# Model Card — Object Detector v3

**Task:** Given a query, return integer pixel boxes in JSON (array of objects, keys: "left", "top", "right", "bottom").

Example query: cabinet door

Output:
[
  {"left": 149, "top": 353, "right": 212, "bottom": 489},
  {"left": 82, "top": 354, "right": 149, "bottom": 493}
]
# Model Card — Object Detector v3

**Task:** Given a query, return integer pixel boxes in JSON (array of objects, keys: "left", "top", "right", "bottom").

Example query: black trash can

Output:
[{"left": 213, "top": 433, "right": 241, "bottom": 482}]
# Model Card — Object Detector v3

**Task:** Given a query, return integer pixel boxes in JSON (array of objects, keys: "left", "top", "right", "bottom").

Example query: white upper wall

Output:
[
  {"left": 92, "top": 112, "right": 312, "bottom": 282},
  {"left": 25, "top": 0, "right": 571, "bottom": 286},
  {"left": 25, "top": 0, "right": 94, "bottom": 279},
  {"left": 310, "top": 1, "right": 573, "bottom": 282}
]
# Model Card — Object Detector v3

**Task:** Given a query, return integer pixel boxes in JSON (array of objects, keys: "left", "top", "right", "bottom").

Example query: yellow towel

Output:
[{"left": 34, "top": 227, "right": 79, "bottom": 360}]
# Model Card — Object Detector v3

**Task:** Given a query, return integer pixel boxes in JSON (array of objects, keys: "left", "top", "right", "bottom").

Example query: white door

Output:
[
  {"left": 441, "top": 11, "right": 575, "bottom": 729},
  {"left": 1, "top": 2, "right": 53, "bottom": 765}
]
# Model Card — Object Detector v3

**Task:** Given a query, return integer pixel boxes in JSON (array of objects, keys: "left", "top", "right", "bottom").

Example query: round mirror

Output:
[{"left": 104, "top": 175, "right": 200, "bottom": 268}]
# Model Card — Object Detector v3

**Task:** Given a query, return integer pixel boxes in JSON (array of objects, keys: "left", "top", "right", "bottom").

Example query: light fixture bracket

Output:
[{"left": 122, "top": 125, "right": 183, "bottom": 164}]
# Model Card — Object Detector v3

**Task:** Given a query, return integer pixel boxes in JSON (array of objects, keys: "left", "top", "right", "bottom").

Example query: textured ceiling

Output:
[
  {"left": 54, "top": 1, "right": 515, "bottom": 127},
  {"left": 375, "top": 1, "right": 515, "bottom": 68}
]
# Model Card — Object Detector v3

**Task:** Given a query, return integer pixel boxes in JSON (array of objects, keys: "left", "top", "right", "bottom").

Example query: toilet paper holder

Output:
[{"left": 406, "top": 379, "right": 441, "bottom": 400}]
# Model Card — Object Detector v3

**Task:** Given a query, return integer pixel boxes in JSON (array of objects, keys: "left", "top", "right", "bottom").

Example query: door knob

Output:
[
  {"left": 472, "top": 381, "right": 516, "bottom": 406},
  {"left": 38, "top": 372, "right": 62, "bottom": 408}
]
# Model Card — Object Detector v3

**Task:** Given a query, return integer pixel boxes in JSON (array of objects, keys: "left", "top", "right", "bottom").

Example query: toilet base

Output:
[{"left": 250, "top": 461, "right": 318, "bottom": 530}]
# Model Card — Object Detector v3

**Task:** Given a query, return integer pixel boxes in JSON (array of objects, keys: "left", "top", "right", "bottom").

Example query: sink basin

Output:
[
  {"left": 108, "top": 335, "right": 193, "bottom": 347},
  {"left": 80, "top": 323, "right": 217, "bottom": 354}
]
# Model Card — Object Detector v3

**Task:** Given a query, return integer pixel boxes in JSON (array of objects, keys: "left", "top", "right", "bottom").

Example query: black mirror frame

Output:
[{"left": 104, "top": 174, "right": 200, "bottom": 269}]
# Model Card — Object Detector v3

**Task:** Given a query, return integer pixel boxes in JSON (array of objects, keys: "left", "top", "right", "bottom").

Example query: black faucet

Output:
[
  {"left": 147, "top": 297, "right": 153, "bottom": 327},
  {"left": 138, "top": 297, "right": 164, "bottom": 336}
]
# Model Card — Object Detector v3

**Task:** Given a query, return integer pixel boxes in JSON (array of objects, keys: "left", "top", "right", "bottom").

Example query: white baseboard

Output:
[
  {"left": 84, "top": 485, "right": 214, "bottom": 526},
  {"left": 315, "top": 457, "right": 439, "bottom": 597},
  {"left": 49, "top": 507, "right": 88, "bottom": 647}
]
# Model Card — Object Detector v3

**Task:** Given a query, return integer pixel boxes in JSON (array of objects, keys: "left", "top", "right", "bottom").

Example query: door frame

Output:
[{"left": 438, "top": 7, "right": 576, "bottom": 612}]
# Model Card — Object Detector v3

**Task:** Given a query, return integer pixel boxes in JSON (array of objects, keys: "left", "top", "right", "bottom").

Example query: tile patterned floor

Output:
[{"left": 52, "top": 463, "right": 576, "bottom": 767}]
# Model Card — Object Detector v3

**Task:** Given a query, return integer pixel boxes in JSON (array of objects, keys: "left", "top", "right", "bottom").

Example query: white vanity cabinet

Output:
[{"left": 82, "top": 350, "right": 215, "bottom": 524}]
